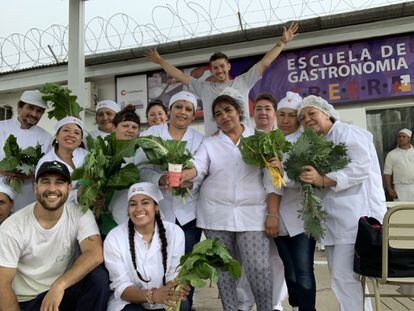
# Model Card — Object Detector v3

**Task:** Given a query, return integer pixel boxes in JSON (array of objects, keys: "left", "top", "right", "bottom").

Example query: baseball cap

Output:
[
  {"left": 169, "top": 91, "right": 198, "bottom": 110},
  {"left": 35, "top": 161, "right": 71, "bottom": 183},
  {"left": 96, "top": 100, "right": 121, "bottom": 113},
  {"left": 128, "top": 182, "right": 163, "bottom": 204},
  {"left": 20, "top": 90, "right": 48, "bottom": 109}
]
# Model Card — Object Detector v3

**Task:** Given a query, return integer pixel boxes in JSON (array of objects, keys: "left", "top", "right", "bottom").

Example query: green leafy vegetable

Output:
[
  {"left": 0, "top": 135, "right": 44, "bottom": 192},
  {"left": 166, "top": 238, "right": 241, "bottom": 311},
  {"left": 136, "top": 136, "right": 194, "bottom": 198},
  {"left": 71, "top": 134, "right": 140, "bottom": 226},
  {"left": 284, "top": 128, "right": 350, "bottom": 239},
  {"left": 238, "top": 129, "right": 291, "bottom": 188},
  {"left": 40, "top": 83, "right": 83, "bottom": 120}
]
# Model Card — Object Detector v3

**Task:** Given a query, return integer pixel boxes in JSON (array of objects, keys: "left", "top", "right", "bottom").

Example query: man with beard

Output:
[
  {"left": 144, "top": 22, "right": 299, "bottom": 136},
  {"left": 0, "top": 161, "right": 109, "bottom": 311},
  {"left": 0, "top": 90, "right": 52, "bottom": 212}
]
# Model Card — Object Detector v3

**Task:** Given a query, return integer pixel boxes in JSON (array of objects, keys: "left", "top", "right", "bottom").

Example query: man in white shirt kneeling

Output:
[{"left": 0, "top": 161, "right": 109, "bottom": 311}]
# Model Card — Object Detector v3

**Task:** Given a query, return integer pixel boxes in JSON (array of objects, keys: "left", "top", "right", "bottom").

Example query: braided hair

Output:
[
  {"left": 128, "top": 211, "right": 168, "bottom": 285},
  {"left": 155, "top": 212, "right": 168, "bottom": 285}
]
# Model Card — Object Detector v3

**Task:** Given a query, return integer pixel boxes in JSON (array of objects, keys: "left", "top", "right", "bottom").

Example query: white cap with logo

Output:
[
  {"left": 0, "top": 180, "right": 15, "bottom": 201},
  {"left": 54, "top": 116, "right": 84, "bottom": 133},
  {"left": 20, "top": 90, "right": 48, "bottom": 109},
  {"left": 96, "top": 100, "right": 121, "bottom": 113},
  {"left": 277, "top": 91, "right": 302, "bottom": 111},
  {"left": 168, "top": 91, "right": 198, "bottom": 110},
  {"left": 128, "top": 182, "right": 163, "bottom": 204}
]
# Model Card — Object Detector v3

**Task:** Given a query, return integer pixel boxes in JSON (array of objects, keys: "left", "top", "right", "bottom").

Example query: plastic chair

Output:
[{"left": 361, "top": 202, "right": 414, "bottom": 311}]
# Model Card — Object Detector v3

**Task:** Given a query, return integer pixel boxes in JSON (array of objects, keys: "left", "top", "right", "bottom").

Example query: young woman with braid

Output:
[{"left": 104, "top": 182, "right": 189, "bottom": 311}]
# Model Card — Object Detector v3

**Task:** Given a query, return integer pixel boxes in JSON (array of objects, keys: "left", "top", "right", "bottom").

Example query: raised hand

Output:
[
  {"left": 144, "top": 49, "right": 163, "bottom": 64},
  {"left": 281, "top": 21, "right": 299, "bottom": 43}
]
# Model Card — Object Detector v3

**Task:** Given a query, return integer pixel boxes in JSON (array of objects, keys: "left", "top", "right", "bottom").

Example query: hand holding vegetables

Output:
[{"left": 238, "top": 129, "right": 290, "bottom": 188}]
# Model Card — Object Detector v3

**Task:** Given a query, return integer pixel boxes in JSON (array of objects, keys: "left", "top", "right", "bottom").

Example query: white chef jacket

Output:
[
  {"left": 0, "top": 119, "right": 52, "bottom": 212},
  {"left": 278, "top": 128, "right": 305, "bottom": 237},
  {"left": 104, "top": 220, "right": 185, "bottom": 311},
  {"left": 322, "top": 121, "right": 387, "bottom": 246},
  {"left": 138, "top": 123, "right": 204, "bottom": 226},
  {"left": 89, "top": 128, "right": 110, "bottom": 139},
  {"left": 193, "top": 126, "right": 280, "bottom": 231},
  {"left": 36, "top": 147, "right": 89, "bottom": 204}
]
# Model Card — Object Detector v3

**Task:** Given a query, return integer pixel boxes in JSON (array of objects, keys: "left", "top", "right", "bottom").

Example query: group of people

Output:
[{"left": 0, "top": 19, "right": 409, "bottom": 311}]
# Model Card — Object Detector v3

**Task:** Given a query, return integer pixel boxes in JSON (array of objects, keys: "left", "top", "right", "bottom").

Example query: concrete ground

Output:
[{"left": 192, "top": 250, "right": 414, "bottom": 311}]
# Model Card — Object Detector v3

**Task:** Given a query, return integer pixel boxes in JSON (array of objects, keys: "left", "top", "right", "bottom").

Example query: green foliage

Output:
[
  {"left": 136, "top": 136, "right": 194, "bottom": 199},
  {"left": 238, "top": 129, "right": 291, "bottom": 168},
  {"left": 284, "top": 128, "right": 350, "bottom": 239},
  {"left": 0, "top": 135, "right": 44, "bottom": 192},
  {"left": 40, "top": 83, "right": 83, "bottom": 120},
  {"left": 177, "top": 238, "right": 241, "bottom": 286},
  {"left": 71, "top": 133, "right": 140, "bottom": 214}
]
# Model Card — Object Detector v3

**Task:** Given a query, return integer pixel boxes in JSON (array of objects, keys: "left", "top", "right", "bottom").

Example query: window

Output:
[
  {"left": 0, "top": 106, "right": 12, "bottom": 121},
  {"left": 366, "top": 106, "right": 414, "bottom": 172}
]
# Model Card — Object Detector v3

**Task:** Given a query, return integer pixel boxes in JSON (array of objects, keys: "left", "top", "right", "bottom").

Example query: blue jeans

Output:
[
  {"left": 275, "top": 233, "right": 316, "bottom": 311},
  {"left": 19, "top": 264, "right": 109, "bottom": 311},
  {"left": 176, "top": 218, "right": 202, "bottom": 310}
]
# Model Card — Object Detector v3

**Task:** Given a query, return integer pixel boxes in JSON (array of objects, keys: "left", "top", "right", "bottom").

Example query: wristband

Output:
[{"left": 280, "top": 38, "right": 288, "bottom": 44}]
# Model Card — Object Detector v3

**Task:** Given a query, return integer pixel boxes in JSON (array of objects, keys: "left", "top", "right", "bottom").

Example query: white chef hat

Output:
[
  {"left": 168, "top": 91, "right": 198, "bottom": 111},
  {"left": 54, "top": 116, "right": 84, "bottom": 133},
  {"left": 399, "top": 128, "right": 412, "bottom": 138},
  {"left": 128, "top": 182, "right": 163, "bottom": 204},
  {"left": 297, "top": 95, "right": 340, "bottom": 121},
  {"left": 20, "top": 90, "right": 48, "bottom": 109},
  {"left": 277, "top": 91, "right": 302, "bottom": 111},
  {"left": 96, "top": 100, "right": 121, "bottom": 113},
  {"left": 0, "top": 180, "right": 15, "bottom": 201}
]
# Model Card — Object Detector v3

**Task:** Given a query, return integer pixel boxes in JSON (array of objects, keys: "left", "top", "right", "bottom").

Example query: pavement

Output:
[{"left": 192, "top": 250, "right": 414, "bottom": 311}]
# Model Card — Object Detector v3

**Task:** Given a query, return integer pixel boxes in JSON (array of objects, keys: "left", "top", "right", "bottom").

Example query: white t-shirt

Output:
[
  {"left": 383, "top": 146, "right": 414, "bottom": 184},
  {"left": 0, "top": 202, "right": 99, "bottom": 302},
  {"left": 0, "top": 119, "right": 52, "bottom": 212},
  {"left": 188, "top": 65, "right": 261, "bottom": 136},
  {"left": 89, "top": 129, "right": 110, "bottom": 139}
]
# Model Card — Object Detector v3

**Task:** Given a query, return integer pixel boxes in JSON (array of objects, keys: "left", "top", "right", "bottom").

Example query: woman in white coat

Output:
[
  {"left": 104, "top": 182, "right": 188, "bottom": 311},
  {"left": 139, "top": 91, "right": 204, "bottom": 310},
  {"left": 105, "top": 105, "right": 141, "bottom": 231},
  {"left": 297, "top": 95, "right": 387, "bottom": 311},
  {"left": 275, "top": 92, "right": 316, "bottom": 311},
  {"left": 89, "top": 99, "right": 121, "bottom": 139},
  {"left": 36, "top": 116, "right": 88, "bottom": 203},
  {"left": 181, "top": 93, "right": 281, "bottom": 311}
]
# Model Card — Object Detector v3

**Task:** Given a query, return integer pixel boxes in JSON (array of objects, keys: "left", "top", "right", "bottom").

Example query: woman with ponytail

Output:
[{"left": 104, "top": 182, "right": 189, "bottom": 311}]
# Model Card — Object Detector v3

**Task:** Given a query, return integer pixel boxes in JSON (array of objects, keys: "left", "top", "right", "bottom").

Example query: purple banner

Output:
[{"left": 251, "top": 34, "right": 414, "bottom": 105}]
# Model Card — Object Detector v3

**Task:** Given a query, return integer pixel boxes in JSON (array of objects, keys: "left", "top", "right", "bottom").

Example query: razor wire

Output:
[{"left": 0, "top": 0, "right": 409, "bottom": 72}]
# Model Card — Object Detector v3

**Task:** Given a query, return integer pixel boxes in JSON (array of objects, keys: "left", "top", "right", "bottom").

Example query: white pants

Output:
[
  {"left": 325, "top": 244, "right": 372, "bottom": 311},
  {"left": 237, "top": 241, "right": 288, "bottom": 310}
]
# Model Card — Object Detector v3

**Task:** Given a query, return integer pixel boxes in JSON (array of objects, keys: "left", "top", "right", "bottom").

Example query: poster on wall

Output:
[
  {"left": 251, "top": 33, "right": 414, "bottom": 105},
  {"left": 116, "top": 75, "right": 147, "bottom": 121}
]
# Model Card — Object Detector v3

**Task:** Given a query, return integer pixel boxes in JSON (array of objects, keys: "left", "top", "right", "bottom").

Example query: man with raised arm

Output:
[
  {"left": 145, "top": 22, "right": 299, "bottom": 136},
  {"left": 0, "top": 161, "right": 109, "bottom": 311}
]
